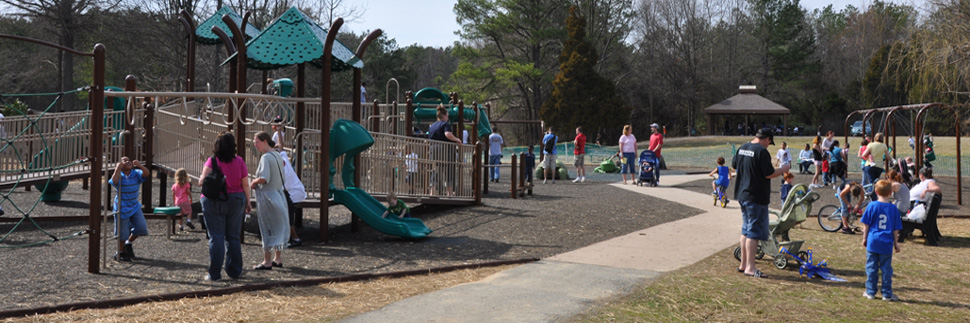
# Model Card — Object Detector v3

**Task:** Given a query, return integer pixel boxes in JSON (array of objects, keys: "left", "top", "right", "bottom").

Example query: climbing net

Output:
[{"left": 0, "top": 88, "right": 96, "bottom": 247}]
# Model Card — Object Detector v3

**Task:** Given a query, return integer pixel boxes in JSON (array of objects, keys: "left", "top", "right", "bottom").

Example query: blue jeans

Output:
[
  {"left": 202, "top": 192, "right": 246, "bottom": 280},
  {"left": 621, "top": 152, "right": 636, "bottom": 174},
  {"left": 489, "top": 155, "right": 502, "bottom": 180},
  {"left": 114, "top": 212, "right": 148, "bottom": 238},
  {"left": 865, "top": 252, "right": 894, "bottom": 297},
  {"left": 740, "top": 200, "right": 769, "bottom": 241}
]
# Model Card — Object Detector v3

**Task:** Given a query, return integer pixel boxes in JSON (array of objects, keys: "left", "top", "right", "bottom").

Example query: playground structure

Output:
[
  {"left": 844, "top": 103, "right": 962, "bottom": 205},
  {"left": 0, "top": 6, "right": 492, "bottom": 274}
]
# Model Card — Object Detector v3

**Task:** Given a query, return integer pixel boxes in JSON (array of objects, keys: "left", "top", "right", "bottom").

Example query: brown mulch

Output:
[{"left": 0, "top": 170, "right": 703, "bottom": 314}]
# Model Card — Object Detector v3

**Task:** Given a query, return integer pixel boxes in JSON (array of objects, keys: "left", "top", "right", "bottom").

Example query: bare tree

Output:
[{"left": 0, "top": 0, "right": 121, "bottom": 110}]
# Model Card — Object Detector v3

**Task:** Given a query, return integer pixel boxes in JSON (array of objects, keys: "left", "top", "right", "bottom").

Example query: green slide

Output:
[
  {"left": 329, "top": 119, "right": 433, "bottom": 239},
  {"left": 331, "top": 188, "right": 433, "bottom": 239}
]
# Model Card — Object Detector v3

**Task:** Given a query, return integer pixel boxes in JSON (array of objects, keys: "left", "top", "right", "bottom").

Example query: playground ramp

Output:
[{"left": 332, "top": 187, "right": 432, "bottom": 239}]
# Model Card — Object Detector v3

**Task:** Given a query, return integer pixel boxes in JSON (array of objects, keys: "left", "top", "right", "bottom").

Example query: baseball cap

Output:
[
  {"left": 755, "top": 128, "right": 775, "bottom": 145},
  {"left": 650, "top": 123, "right": 659, "bottom": 128}
]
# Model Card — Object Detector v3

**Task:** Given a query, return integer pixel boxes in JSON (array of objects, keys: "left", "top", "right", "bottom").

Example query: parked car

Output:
[{"left": 851, "top": 121, "right": 871, "bottom": 136}]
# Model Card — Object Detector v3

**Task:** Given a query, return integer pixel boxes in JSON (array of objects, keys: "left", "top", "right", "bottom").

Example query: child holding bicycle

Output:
[
  {"left": 838, "top": 181, "right": 867, "bottom": 234},
  {"left": 860, "top": 179, "right": 903, "bottom": 301},
  {"left": 709, "top": 157, "right": 731, "bottom": 200}
]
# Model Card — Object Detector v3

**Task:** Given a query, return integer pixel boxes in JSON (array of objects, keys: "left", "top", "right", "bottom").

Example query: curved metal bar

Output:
[
  {"left": 125, "top": 95, "right": 138, "bottom": 127},
  {"left": 386, "top": 78, "right": 399, "bottom": 104},
  {"left": 178, "top": 97, "right": 189, "bottom": 126}
]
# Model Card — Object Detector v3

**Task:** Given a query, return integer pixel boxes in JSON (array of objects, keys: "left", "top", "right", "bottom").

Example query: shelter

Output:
[{"left": 704, "top": 85, "right": 790, "bottom": 136}]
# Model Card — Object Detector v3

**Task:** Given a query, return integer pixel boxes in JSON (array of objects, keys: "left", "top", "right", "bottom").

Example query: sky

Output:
[{"left": 343, "top": 0, "right": 913, "bottom": 49}]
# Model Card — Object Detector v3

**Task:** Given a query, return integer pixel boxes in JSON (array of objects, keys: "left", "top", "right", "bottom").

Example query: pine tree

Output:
[{"left": 540, "top": 6, "right": 631, "bottom": 139}]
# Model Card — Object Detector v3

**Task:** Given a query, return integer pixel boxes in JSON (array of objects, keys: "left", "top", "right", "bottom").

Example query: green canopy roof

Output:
[
  {"left": 225, "top": 7, "right": 364, "bottom": 71},
  {"left": 195, "top": 6, "right": 261, "bottom": 45}
]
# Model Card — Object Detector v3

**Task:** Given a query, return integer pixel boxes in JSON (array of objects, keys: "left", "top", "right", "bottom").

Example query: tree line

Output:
[{"left": 1, "top": 0, "right": 967, "bottom": 143}]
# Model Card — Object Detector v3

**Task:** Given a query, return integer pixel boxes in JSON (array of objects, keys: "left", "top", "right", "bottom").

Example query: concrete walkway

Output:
[{"left": 342, "top": 175, "right": 742, "bottom": 323}]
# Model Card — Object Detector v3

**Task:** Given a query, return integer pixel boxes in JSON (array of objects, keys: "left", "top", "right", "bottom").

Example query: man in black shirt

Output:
[{"left": 732, "top": 128, "right": 790, "bottom": 278}]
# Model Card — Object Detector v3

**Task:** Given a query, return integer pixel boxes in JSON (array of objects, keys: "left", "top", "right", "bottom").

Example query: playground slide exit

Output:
[
  {"left": 332, "top": 187, "right": 433, "bottom": 239},
  {"left": 329, "top": 119, "right": 432, "bottom": 239}
]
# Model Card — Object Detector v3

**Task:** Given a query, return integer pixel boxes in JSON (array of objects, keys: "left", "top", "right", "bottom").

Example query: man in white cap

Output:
[{"left": 648, "top": 123, "right": 666, "bottom": 170}]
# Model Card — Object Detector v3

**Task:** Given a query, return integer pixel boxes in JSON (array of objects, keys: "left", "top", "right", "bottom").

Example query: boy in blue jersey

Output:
[
  {"left": 709, "top": 156, "right": 731, "bottom": 202},
  {"left": 108, "top": 156, "right": 151, "bottom": 261},
  {"left": 860, "top": 179, "right": 903, "bottom": 301}
]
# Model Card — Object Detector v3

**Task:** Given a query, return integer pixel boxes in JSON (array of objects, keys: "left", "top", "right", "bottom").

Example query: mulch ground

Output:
[{"left": 0, "top": 170, "right": 702, "bottom": 313}]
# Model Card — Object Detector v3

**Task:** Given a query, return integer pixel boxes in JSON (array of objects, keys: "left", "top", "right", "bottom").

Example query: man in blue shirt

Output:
[
  {"left": 542, "top": 128, "right": 558, "bottom": 184},
  {"left": 108, "top": 156, "right": 150, "bottom": 261}
]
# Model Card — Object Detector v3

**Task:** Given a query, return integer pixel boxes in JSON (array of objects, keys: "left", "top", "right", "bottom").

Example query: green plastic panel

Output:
[
  {"left": 195, "top": 6, "right": 261, "bottom": 45},
  {"left": 228, "top": 7, "right": 363, "bottom": 71}
]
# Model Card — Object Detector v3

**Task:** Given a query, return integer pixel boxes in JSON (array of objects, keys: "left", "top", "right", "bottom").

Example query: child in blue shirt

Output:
[
  {"left": 108, "top": 156, "right": 151, "bottom": 262},
  {"left": 708, "top": 157, "right": 731, "bottom": 201},
  {"left": 860, "top": 179, "right": 903, "bottom": 301},
  {"left": 780, "top": 172, "right": 794, "bottom": 203},
  {"left": 523, "top": 145, "right": 536, "bottom": 185}
]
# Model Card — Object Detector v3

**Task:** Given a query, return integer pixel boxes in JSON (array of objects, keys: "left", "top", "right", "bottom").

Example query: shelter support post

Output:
[{"left": 88, "top": 44, "right": 106, "bottom": 274}]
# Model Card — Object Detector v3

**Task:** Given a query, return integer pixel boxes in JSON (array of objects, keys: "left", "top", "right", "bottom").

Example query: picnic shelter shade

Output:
[
  {"left": 223, "top": 6, "right": 364, "bottom": 71},
  {"left": 194, "top": 6, "right": 261, "bottom": 45},
  {"left": 704, "top": 85, "right": 790, "bottom": 135}
]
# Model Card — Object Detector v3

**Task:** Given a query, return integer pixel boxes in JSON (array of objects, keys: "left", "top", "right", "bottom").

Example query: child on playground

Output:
[
  {"left": 860, "top": 179, "right": 903, "bottom": 301},
  {"left": 172, "top": 168, "right": 195, "bottom": 231},
  {"left": 524, "top": 145, "right": 536, "bottom": 186},
  {"left": 780, "top": 172, "right": 794, "bottom": 203},
  {"left": 708, "top": 156, "right": 730, "bottom": 199},
  {"left": 382, "top": 191, "right": 410, "bottom": 219},
  {"left": 108, "top": 156, "right": 151, "bottom": 262}
]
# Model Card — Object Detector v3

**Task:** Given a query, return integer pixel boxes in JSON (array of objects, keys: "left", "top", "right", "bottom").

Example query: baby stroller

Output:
[
  {"left": 734, "top": 184, "right": 820, "bottom": 269},
  {"left": 635, "top": 150, "right": 660, "bottom": 186}
]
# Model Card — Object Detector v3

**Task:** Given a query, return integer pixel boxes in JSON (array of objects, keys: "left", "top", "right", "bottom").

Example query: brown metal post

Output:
[
  {"left": 474, "top": 142, "right": 482, "bottom": 205},
  {"left": 145, "top": 98, "right": 157, "bottom": 211},
  {"left": 225, "top": 13, "right": 249, "bottom": 158},
  {"left": 295, "top": 63, "right": 306, "bottom": 181},
  {"left": 371, "top": 101, "right": 380, "bottom": 131},
  {"left": 210, "top": 26, "right": 236, "bottom": 121},
  {"left": 458, "top": 101, "right": 465, "bottom": 143},
  {"left": 510, "top": 154, "right": 517, "bottom": 199},
  {"left": 88, "top": 44, "right": 105, "bottom": 274},
  {"left": 179, "top": 10, "right": 196, "bottom": 92},
  {"left": 320, "top": 18, "right": 343, "bottom": 242}
]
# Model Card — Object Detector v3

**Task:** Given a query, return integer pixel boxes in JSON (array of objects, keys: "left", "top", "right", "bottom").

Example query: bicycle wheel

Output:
[{"left": 817, "top": 204, "right": 843, "bottom": 232}]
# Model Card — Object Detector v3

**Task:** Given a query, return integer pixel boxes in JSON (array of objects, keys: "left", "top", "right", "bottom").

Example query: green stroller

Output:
[{"left": 734, "top": 184, "right": 819, "bottom": 269}]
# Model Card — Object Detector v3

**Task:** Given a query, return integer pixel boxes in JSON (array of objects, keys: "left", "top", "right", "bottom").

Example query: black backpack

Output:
[
  {"left": 201, "top": 156, "right": 228, "bottom": 201},
  {"left": 544, "top": 135, "right": 557, "bottom": 154}
]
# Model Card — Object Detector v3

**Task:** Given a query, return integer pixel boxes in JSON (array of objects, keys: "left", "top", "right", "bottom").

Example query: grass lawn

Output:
[{"left": 575, "top": 218, "right": 970, "bottom": 322}]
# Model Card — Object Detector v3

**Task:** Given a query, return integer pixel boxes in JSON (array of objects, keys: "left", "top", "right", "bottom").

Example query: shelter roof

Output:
[
  {"left": 195, "top": 6, "right": 261, "bottom": 45},
  {"left": 225, "top": 7, "right": 363, "bottom": 71},
  {"left": 704, "top": 87, "right": 790, "bottom": 115}
]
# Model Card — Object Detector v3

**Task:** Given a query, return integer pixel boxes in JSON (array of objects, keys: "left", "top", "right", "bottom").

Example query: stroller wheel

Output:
[
  {"left": 796, "top": 251, "right": 809, "bottom": 265},
  {"left": 733, "top": 246, "right": 742, "bottom": 262},
  {"left": 755, "top": 246, "right": 765, "bottom": 260},
  {"left": 773, "top": 256, "right": 789, "bottom": 269}
]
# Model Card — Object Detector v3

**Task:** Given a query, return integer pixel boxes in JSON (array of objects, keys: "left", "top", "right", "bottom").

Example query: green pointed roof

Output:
[
  {"left": 226, "top": 7, "right": 364, "bottom": 71},
  {"left": 195, "top": 6, "right": 261, "bottom": 45}
]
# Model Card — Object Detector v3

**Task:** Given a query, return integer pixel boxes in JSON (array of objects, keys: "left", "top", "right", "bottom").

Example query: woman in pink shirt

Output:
[
  {"left": 619, "top": 125, "right": 637, "bottom": 184},
  {"left": 199, "top": 132, "right": 251, "bottom": 282}
]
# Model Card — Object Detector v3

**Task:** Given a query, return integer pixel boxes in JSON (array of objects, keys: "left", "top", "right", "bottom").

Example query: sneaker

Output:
[
  {"left": 204, "top": 274, "right": 221, "bottom": 282},
  {"left": 882, "top": 295, "right": 899, "bottom": 301},
  {"left": 543, "top": 179, "right": 547, "bottom": 184},
  {"left": 179, "top": 225, "right": 184, "bottom": 231},
  {"left": 186, "top": 221, "right": 196, "bottom": 230},
  {"left": 287, "top": 239, "right": 303, "bottom": 248},
  {"left": 580, "top": 177, "right": 585, "bottom": 182},
  {"left": 573, "top": 178, "right": 580, "bottom": 183},
  {"left": 841, "top": 228, "right": 856, "bottom": 235},
  {"left": 124, "top": 243, "right": 135, "bottom": 259},
  {"left": 551, "top": 180, "right": 556, "bottom": 184},
  {"left": 863, "top": 292, "right": 875, "bottom": 300},
  {"left": 113, "top": 252, "right": 131, "bottom": 262}
]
